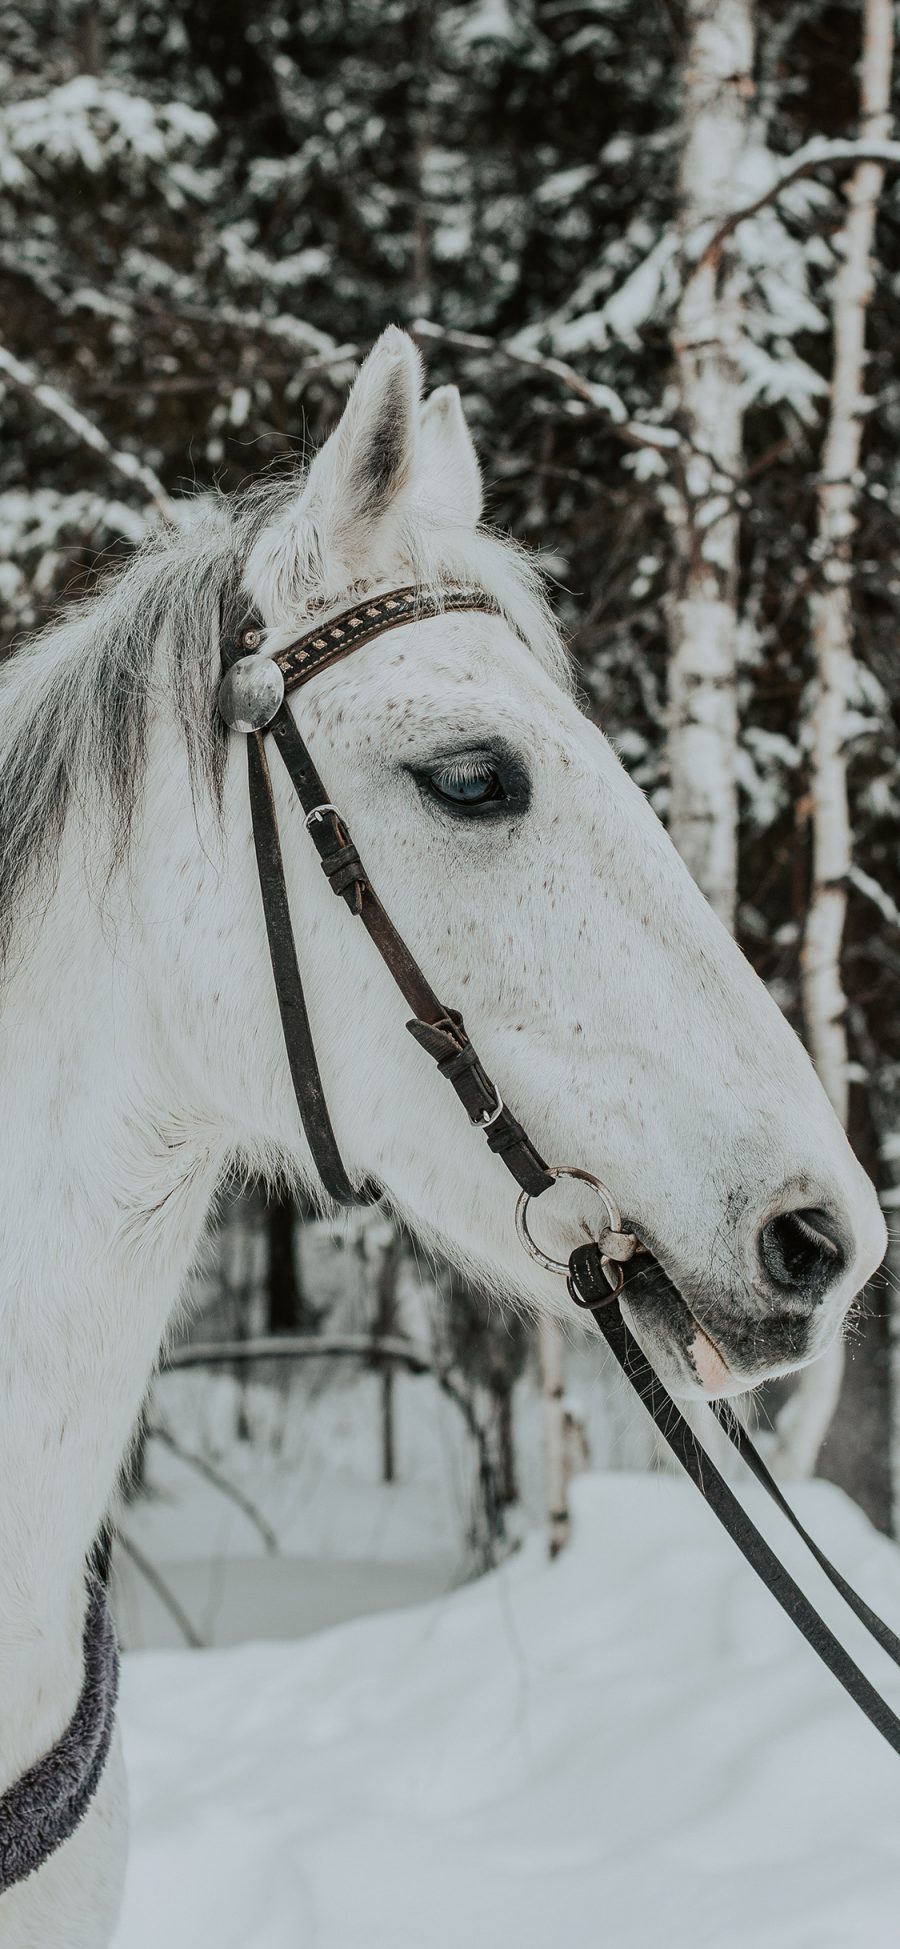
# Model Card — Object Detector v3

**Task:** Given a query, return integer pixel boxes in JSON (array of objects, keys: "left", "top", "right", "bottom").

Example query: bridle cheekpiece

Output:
[{"left": 217, "top": 580, "right": 631, "bottom": 1286}]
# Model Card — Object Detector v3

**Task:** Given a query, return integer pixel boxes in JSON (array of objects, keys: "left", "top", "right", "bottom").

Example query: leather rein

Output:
[{"left": 219, "top": 579, "right": 900, "bottom": 1762}]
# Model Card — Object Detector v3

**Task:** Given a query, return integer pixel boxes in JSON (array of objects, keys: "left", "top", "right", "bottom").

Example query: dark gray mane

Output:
[{"left": 0, "top": 486, "right": 280, "bottom": 966}]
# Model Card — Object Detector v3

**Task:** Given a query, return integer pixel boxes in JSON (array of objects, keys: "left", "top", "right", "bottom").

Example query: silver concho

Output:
[{"left": 218, "top": 654, "right": 285, "bottom": 734}]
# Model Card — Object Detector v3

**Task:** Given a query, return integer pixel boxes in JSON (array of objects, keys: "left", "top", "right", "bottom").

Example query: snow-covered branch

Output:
[
  {"left": 411, "top": 317, "right": 679, "bottom": 455},
  {"left": 0, "top": 342, "right": 175, "bottom": 522},
  {"left": 850, "top": 864, "right": 900, "bottom": 933},
  {"left": 695, "top": 135, "right": 900, "bottom": 267},
  {"left": 146, "top": 296, "right": 355, "bottom": 365}
]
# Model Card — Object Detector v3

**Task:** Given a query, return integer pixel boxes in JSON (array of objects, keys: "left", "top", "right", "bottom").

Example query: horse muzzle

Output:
[{"left": 616, "top": 1251, "right": 841, "bottom": 1399}]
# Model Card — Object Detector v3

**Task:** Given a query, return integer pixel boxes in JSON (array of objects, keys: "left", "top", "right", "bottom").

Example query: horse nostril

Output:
[{"left": 758, "top": 1207, "right": 846, "bottom": 1302}]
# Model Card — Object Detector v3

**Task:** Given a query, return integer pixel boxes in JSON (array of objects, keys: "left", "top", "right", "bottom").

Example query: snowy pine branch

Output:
[
  {"left": 0, "top": 343, "right": 175, "bottom": 522},
  {"left": 850, "top": 864, "right": 900, "bottom": 933},
  {"left": 411, "top": 318, "right": 680, "bottom": 455},
  {"left": 695, "top": 136, "right": 900, "bottom": 265},
  {"left": 0, "top": 75, "right": 215, "bottom": 196}
]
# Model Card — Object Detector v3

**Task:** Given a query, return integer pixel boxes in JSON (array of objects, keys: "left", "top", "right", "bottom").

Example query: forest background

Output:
[{"left": 2, "top": 0, "right": 900, "bottom": 1576}]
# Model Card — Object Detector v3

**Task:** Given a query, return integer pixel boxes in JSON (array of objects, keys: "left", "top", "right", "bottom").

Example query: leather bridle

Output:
[
  {"left": 5, "top": 575, "right": 900, "bottom": 1903},
  {"left": 220, "top": 579, "right": 640, "bottom": 1292},
  {"left": 219, "top": 583, "right": 564, "bottom": 1216}
]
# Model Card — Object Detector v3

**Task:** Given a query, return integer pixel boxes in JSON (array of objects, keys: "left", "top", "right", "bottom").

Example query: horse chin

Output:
[{"left": 617, "top": 1256, "right": 754, "bottom": 1402}]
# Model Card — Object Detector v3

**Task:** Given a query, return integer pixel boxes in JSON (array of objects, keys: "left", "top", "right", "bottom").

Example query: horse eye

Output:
[{"left": 427, "top": 762, "right": 507, "bottom": 808}]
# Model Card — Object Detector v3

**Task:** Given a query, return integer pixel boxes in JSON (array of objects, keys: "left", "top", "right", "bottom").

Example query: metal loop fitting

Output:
[
  {"left": 515, "top": 1165, "right": 637, "bottom": 1290},
  {"left": 305, "top": 803, "right": 340, "bottom": 828},
  {"left": 479, "top": 1090, "right": 504, "bottom": 1130},
  {"left": 218, "top": 654, "right": 285, "bottom": 734},
  {"left": 567, "top": 1262, "right": 625, "bottom": 1306}
]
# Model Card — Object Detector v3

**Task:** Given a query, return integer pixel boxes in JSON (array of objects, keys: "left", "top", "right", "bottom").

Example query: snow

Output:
[
  {"left": 453, "top": 0, "right": 520, "bottom": 47},
  {"left": 552, "top": 237, "right": 677, "bottom": 355},
  {"left": 0, "top": 76, "right": 214, "bottom": 188},
  {"left": 113, "top": 1473, "right": 900, "bottom": 1949},
  {"left": 113, "top": 1346, "right": 659, "bottom": 1651},
  {"left": 0, "top": 488, "right": 149, "bottom": 620}
]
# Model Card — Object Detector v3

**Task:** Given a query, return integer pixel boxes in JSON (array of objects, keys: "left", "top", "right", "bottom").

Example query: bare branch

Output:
[
  {"left": 149, "top": 1423, "right": 279, "bottom": 1554},
  {"left": 115, "top": 1531, "right": 204, "bottom": 1648},
  {"left": 165, "top": 1333, "right": 432, "bottom": 1375},
  {"left": 0, "top": 342, "right": 175, "bottom": 523},
  {"left": 164, "top": 1332, "right": 505, "bottom": 1567},
  {"left": 423, "top": 1348, "right": 506, "bottom": 1568}
]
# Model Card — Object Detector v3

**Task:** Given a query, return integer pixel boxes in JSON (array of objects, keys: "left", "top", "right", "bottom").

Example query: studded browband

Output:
[
  {"left": 219, "top": 584, "right": 554, "bottom": 1209},
  {"left": 275, "top": 584, "right": 501, "bottom": 688}
]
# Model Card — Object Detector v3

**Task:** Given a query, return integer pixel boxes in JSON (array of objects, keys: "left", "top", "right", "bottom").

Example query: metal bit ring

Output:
[{"left": 515, "top": 1166, "right": 630, "bottom": 1276}]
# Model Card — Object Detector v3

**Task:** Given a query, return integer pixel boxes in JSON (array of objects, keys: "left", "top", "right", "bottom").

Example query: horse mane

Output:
[{"left": 0, "top": 475, "right": 568, "bottom": 969}]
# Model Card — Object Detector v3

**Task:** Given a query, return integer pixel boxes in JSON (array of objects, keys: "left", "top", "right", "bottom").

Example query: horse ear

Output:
[
  {"left": 417, "top": 385, "right": 483, "bottom": 528},
  {"left": 245, "top": 326, "right": 422, "bottom": 614},
  {"left": 306, "top": 326, "right": 421, "bottom": 541}
]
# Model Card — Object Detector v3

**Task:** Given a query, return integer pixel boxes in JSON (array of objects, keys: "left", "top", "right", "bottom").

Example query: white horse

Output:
[{"left": 0, "top": 328, "right": 885, "bottom": 1946}]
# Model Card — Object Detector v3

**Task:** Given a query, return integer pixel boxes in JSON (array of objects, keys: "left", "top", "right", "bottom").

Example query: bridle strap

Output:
[
  {"left": 224, "top": 586, "right": 554, "bottom": 1206},
  {"left": 274, "top": 583, "right": 501, "bottom": 689},
  {"left": 267, "top": 702, "right": 553, "bottom": 1197},
  {"left": 246, "top": 729, "right": 370, "bottom": 1206}
]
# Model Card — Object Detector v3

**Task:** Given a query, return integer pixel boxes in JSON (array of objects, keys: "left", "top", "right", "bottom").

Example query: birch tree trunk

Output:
[
  {"left": 774, "top": 0, "right": 894, "bottom": 1479},
  {"left": 666, "top": 0, "right": 756, "bottom": 929}
]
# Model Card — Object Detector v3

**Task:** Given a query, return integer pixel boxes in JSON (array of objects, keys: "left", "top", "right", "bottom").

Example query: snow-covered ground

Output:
[
  {"left": 112, "top": 1353, "right": 656, "bottom": 1650},
  {"left": 113, "top": 1471, "right": 900, "bottom": 1949}
]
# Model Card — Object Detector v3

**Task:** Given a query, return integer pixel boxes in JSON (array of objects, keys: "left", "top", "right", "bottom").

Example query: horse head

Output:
[{"left": 187, "top": 325, "right": 884, "bottom": 1400}]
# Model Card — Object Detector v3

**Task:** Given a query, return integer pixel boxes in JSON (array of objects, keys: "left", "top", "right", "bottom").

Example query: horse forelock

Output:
[{"left": 0, "top": 475, "right": 568, "bottom": 972}]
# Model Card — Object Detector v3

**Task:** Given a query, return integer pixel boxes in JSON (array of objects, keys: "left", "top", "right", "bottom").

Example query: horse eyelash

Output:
[{"left": 432, "top": 757, "right": 495, "bottom": 787}]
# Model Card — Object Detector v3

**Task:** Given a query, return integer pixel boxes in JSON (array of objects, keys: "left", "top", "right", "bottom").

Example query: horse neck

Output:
[{"left": 0, "top": 735, "right": 229, "bottom": 1789}]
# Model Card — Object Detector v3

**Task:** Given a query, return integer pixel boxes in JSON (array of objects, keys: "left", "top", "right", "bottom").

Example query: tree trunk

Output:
[
  {"left": 776, "top": 0, "right": 894, "bottom": 1483},
  {"left": 803, "top": 0, "right": 892, "bottom": 1120},
  {"left": 219, "top": 1190, "right": 265, "bottom": 1441},
  {"left": 537, "top": 1316, "right": 571, "bottom": 1558},
  {"left": 265, "top": 1192, "right": 300, "bottom": 1333},
  {"left": 494, "top": 1389, "right": 518, "bottom": 1507},
  {"left": 373, "top": 1226, "right": 402, "bottom": 1484},
  {"left": 666, "top": 0, "right": 756, "bottom": 929}
]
